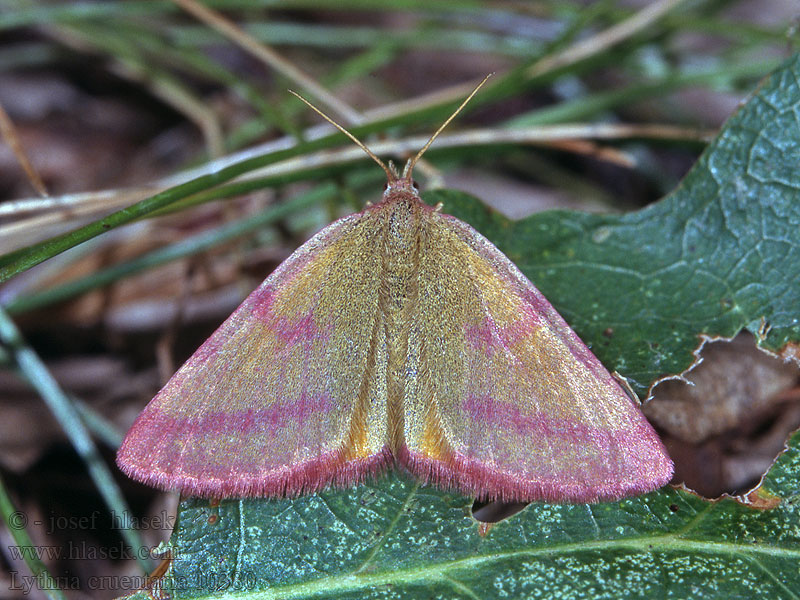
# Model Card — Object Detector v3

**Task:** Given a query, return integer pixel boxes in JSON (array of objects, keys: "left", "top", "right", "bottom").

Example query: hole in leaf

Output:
[
  {"left": 472, "top": 499, "right": 528, "bottom": 523},
  {"left": 645, "top": 331, "right": 800, "bottom": 498}
]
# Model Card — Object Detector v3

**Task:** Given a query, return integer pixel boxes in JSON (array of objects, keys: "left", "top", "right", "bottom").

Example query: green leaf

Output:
[
  {"left": 167, "top": 433, "right": 799, "bottom": 599},
  {"left": 157, "top": 55, "right": 800, "bottom": 598}
]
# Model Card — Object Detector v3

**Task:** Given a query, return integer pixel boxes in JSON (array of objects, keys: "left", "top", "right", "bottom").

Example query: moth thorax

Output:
[
  {"left": 384, "top": 193, "right": 423, "bottom": 254},
  {"left": 383, "top": 194, "right": 424, "bottom": 279},
  {"left": 381, "top": 196, "right": 423, "bottom": 306}
]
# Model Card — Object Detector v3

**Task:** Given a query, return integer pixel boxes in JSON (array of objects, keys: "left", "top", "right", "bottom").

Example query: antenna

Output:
[
  {"left": 289, "top": 90, "right": 394, "bottom": 181},
  {"left": 290, "top": 73, "right": 492, "bottom": 182},
  {"left": 403, "top": 73, "right": 492, "bottom": 178}
]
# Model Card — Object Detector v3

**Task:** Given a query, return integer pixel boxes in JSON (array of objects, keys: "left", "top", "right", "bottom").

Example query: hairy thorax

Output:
[{"left": 372, "top": 190, "right": 429, "bottom": 447}]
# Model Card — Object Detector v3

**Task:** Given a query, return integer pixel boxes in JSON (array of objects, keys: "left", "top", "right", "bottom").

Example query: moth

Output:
[{"left": 118, "top": 79, "right": 672, "bottom": 502}]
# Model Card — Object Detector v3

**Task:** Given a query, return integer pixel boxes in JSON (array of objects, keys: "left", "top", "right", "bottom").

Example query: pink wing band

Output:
[
  {"left": 441, "top": 214, "right": 620, "bottom": 384},
  {"left": 399, "top": 428, "right": 671, "bottom": 503},
  {"left": 119, "top": 439, "right": 393, "bottom": 498}
]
